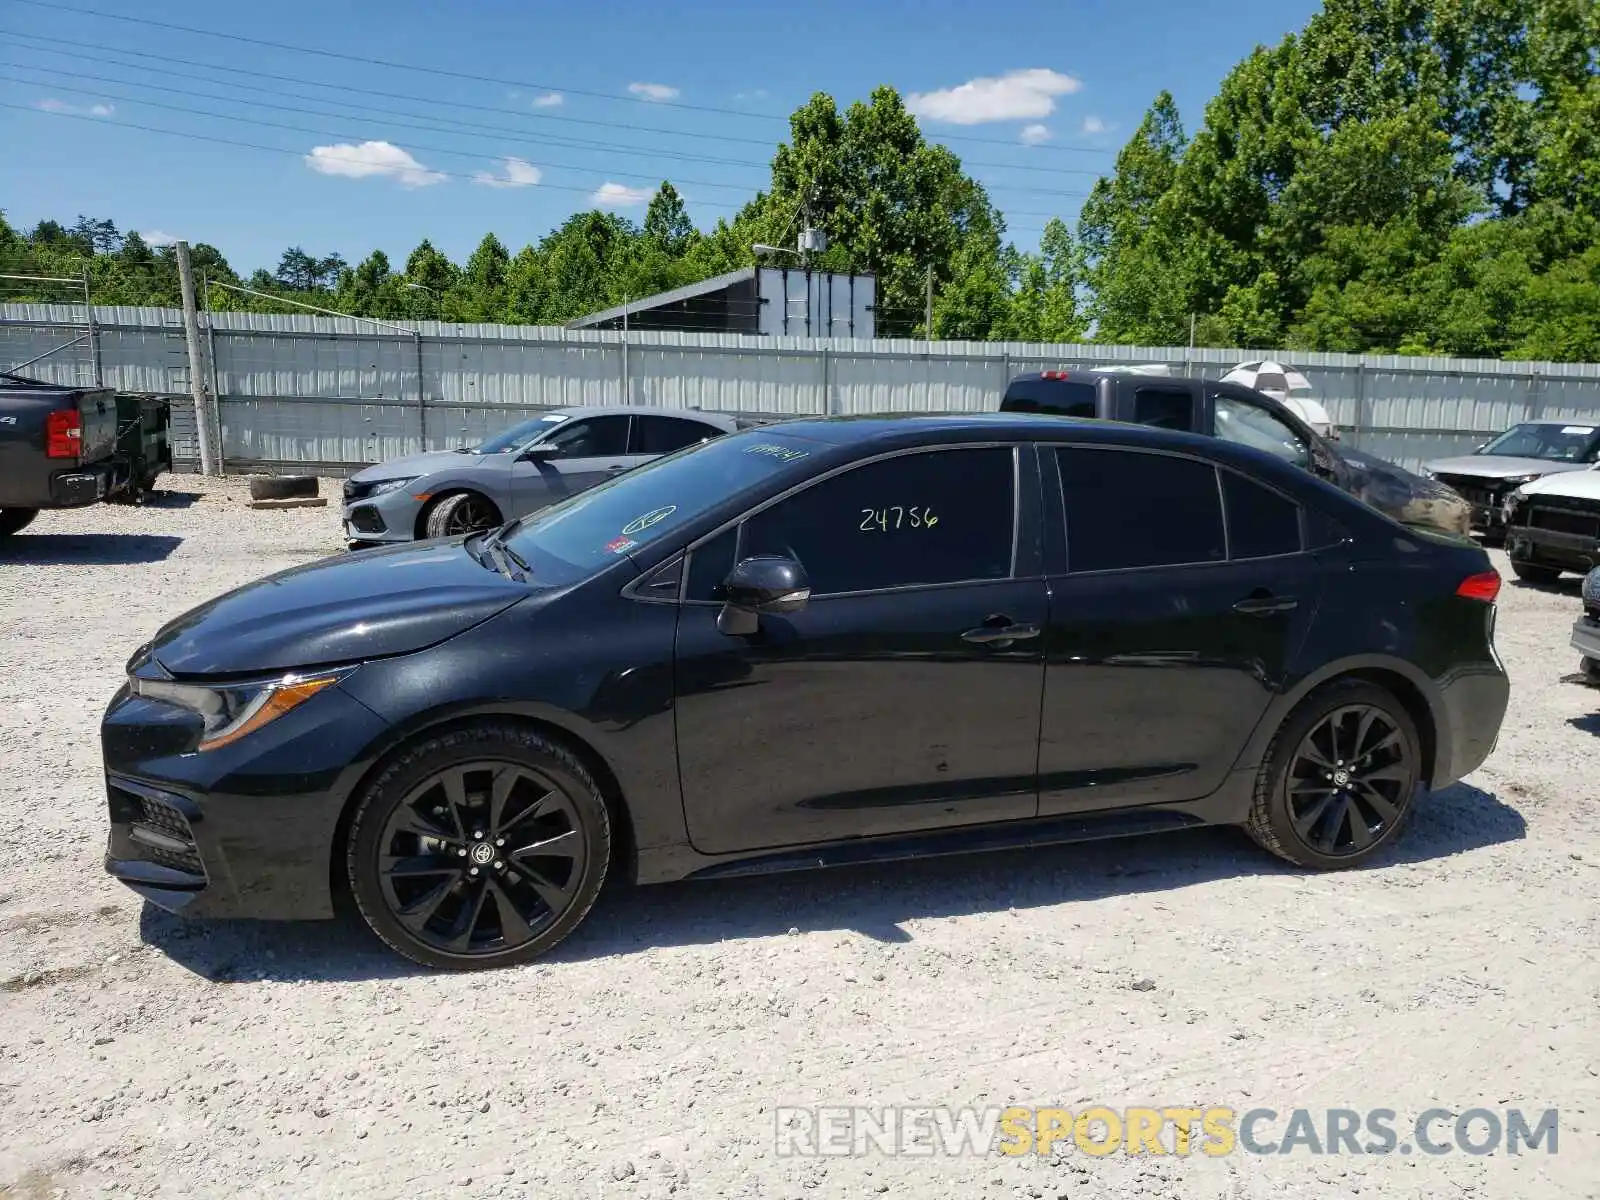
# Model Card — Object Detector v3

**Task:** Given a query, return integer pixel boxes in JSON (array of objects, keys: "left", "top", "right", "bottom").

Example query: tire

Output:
[
  {"left": 248, "top": 475, "right": 319, "bottom": 501},
  {"left": 346, "top": 722, "right": 611, "bottom": 971},
  {"left": 423, "top": 491, "right": 501, "bottom": 539},
  {"left": 0, "top": 508, "right": 39, "bottom": 537},
  {"left": 1582, "top": 656, "right": 1600, "bottom": 682},
  {"left": 1244, "top": 679, "right": 1423, "bottom": 870},
  {"left": 1510, "top": 559, "right": 1561, "bottom": 585}
]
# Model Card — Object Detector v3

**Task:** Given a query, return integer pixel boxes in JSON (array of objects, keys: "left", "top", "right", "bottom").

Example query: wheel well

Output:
[
  {"left": 1339, "top": 668, "right": 1438, "bottom": 785},
  {"left": 327, "top": 714, "right": 638, "bottom": 910},
  {"left": 413, "top": 489, "right": 502, "bottom": 541}
]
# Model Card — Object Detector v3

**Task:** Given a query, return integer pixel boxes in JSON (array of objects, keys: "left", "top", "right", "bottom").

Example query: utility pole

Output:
[
  {"left": 925, "top": 265, "right": 934, "bottom": 342},
  {"left": 175, "top": 240, "right": 219, "bottom": 476}
]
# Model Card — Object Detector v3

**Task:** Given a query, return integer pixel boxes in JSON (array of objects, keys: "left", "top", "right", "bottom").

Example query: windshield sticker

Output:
[
  {"left": 622, "top": 505, "right": 677, "bottom": 536},
  {"left": 745, "top": 443, "right": 809, "bottom": 463},
  {"left": 605, "top": 535, "right": 638, "bottom": 555},
  {"left": 1561, "top": 426, "right": 1594, "bottom": 436},
  {"left": 860, "top": 506, "right": 938, "bottom": 532}
]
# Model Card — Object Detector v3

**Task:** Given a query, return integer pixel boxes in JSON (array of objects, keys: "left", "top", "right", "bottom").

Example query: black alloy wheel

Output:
[
  {"left": 348, "top": 723, "right": 610, "bottom": 970},
  {"left": 426, "top": 491, "right": 500, "bottom": 539},
  {"left": 1246, "top": 680, "right": 1421, "bottom": 869}
]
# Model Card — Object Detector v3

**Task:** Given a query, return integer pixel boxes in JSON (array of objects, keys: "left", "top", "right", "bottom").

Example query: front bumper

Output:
[
  {"left": 101, "top": 681, "right": 391, "bottom": 920},
  {"left": 1506, "top": 526, "right": 1600, "bottom": 573},
  {"left": 341, "top": 486, "right": 425, "bottom": 546}
]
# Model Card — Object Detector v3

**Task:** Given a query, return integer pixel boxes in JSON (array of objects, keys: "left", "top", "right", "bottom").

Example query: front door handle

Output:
[
  {"left": 1232, "top": 590, "right": 1298, "bottom": 616},
  {"left": 960, "top": 614, "right": 1041, "bottom": 644}
]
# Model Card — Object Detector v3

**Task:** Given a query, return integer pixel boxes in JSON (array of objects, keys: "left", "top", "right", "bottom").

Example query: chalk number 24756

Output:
[{"left": 859, "top": 506, "right": 938, "bottom": 532}]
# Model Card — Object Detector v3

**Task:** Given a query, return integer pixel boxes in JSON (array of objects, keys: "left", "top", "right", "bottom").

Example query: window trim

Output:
[
  {"left": 668, "top": 443, "right": 1026, "bottom": 605},
  {"left": 1045, "top": 442, "right": 1309, "bottom": 577}
]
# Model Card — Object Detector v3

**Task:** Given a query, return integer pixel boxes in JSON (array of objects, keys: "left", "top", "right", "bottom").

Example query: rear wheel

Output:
[
  {"left": 1245, "top": 680, "right": 1422, "bottom": 870},
  {"left": 423, "top": 491, "right": 501, "bottom": 539},
  {"left": 347, "top": 722, "right": 610, "bottom": 970},
  {"left": 1510, "top": 559, "right": 1561, "bottom": 585},
  {"left": 0, "top": 508, "right": 39, "bottom": 537}
]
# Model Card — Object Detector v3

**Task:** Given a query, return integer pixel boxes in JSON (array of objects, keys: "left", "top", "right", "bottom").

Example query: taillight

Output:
[
  {"left": 46, "top": 408, "right": 81, "bottom": 458},
  {"left": 1457, "top": 570, "right": 1502, "bottom": 604},
  {"left": 1041, "top": 369, "right": 1070, "bottom": 380}
]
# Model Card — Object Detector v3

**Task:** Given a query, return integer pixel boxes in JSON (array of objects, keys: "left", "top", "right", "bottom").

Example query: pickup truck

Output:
[
  {"left": 0, "top": 373, "right": 172, "bottom": 537},
  {"left": 999, "top": 369, "right": 1471, "bottom": 536}
]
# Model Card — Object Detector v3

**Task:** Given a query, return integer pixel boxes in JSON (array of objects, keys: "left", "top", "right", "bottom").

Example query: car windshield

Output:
[
  {"left": 1477, "top": 422, "right": 1599, "bottom": 462},
  {"left": 500, "top": 429, "right": 817, "bottom": 583},
  {"left": 474, "top": 413, "right": 571, "bottom": 454}
]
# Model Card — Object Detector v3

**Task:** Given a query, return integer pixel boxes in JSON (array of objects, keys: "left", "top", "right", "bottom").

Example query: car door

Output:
[
  {"left": 1036, "top": 443, "right": 1320, "bottom": 816},
  {"left": 630, "top": 414, "right": 725, "bottom": 458},
  {"left": 672, "top": 443, "right": 1048, "bottom": 855},
  {"left": 509, "top": 414, "right": 632, "bottom": 514}
]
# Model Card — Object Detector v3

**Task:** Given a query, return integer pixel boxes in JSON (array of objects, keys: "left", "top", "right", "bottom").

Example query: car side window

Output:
[
  {"left": 1133, "top": 387, "right": 1195, "bottom": 431},
  {"left": 542, "top": 415, "right": 630, "bottom": 459},
  {"left": 736, "top": 448, "right": 1016, "bottom": 596},
  {"left": 1056, "top": 447, "right": 1226, "bottom": 572},
  {"left": 1221, "top": 470, "right": 1303, "bottom": 559},
  {"left": 1212, "top": 393, "right": 1310, "bottom": 470},
  {"left": 632, "top": 416, "right": 720, "bottom": 455}
]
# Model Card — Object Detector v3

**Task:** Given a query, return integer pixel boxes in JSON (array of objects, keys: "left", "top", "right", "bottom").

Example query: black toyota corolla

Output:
[{"left": 104, "top": 414, "right": 1511, "bottom": 970}]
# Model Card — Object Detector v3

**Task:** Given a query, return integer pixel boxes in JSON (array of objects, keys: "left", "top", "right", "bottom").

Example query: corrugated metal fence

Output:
[{"left": 5, "top": 302, "right": 1600, "bottom": 472}]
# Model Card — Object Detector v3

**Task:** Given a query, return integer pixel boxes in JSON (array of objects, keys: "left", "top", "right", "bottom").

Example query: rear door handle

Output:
[
  {"left": 1233, "top": 591, "right": 1298, "bottom": 615},
  {"left": 960, "top": 614, "right": 1041, "bottom": 644}
]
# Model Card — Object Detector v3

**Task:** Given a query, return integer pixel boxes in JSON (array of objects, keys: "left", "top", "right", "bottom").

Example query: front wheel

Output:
[
  {"left": 423, "top": 491, "right": 501, "bottom": 539},
  {"left": 0, "top": 508, "right": 39, "bottom": 537},
  {"left": 1245, "top": 680, "right": 1422, "bottom": 870},
  {"left": 1510, "top": 559, "right": 1561, "bottom": 585},
  {"left": 347, "top": 722, "right": 611, "bottom": 970}
]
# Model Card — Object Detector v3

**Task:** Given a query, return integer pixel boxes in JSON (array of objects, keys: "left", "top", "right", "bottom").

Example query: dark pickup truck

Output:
[
  {"left": 1000, "top": 369, "right": 1472, "bottom": 536},
  {"left": 0, "top": 373, "right": 172, "bottom": 537}
]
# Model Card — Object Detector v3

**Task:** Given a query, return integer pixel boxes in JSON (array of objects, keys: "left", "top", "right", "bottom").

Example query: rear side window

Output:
[
  {"left": 1002, "top": 378, "right": 1097, "bottom": 419},
  {"left": 632, "top": 415, "right": 721, "bottom": 455},
  {"left": 1056, "top": 448, "right": 1225, "bottom": 572},
  {"left": 1222, "top": 471, "right": 1303, "bottom": 559},
  {"left": 738, "top": 448, "right": 1016, "bottom": 595},
  {"left": 1133, "top": 387, "right": 1196, "bottom": 431}
]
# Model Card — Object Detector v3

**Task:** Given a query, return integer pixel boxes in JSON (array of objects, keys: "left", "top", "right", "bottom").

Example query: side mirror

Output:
[
  {"left": 716, "top": 555, "right": 810, "bottom": 636},
  {"left": 518, "top": 443, "right": 559, "bottom": 462}
]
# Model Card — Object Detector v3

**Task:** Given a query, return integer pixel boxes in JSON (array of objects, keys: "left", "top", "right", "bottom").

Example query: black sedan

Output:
[{"left": 103, "top": 414, "right": 1511, "bottom": 970}]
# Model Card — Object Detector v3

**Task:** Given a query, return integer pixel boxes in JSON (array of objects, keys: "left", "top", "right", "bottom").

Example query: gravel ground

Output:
[{"left": 1, "top": 474, "right": 1597, "bottom": 1200}]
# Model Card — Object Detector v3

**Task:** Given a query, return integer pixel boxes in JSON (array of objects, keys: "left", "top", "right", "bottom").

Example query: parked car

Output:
[
  {"left": 1571, "top": 566, "right": 1600, "bottom": 684},
  {"left": 0, "top": 372, "right": 171, "bottom": 536},
  {"left": 1422, "top": 420, "right": 1600, "bottom": 539},
  {"left": 340, "top": 405, "right": 758, "bottom": 547},
  {"left": 1501, "top": 463, "right": 1600, "bottom": 583},
  {"left": 104, "top": 414, "right": 1509, "bottom": 970},
  {"left": 999, "top": 369, "right": 1470, "bottom": 536}
]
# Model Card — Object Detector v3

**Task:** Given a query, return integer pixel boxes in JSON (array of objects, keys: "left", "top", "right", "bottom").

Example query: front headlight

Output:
[
  {"left": 131, "top": 668, "right": 352, "bottom": 752},
  {"left": 366, "top": 477, "right": 419, "bottom": 497},
  {"left": 1500, "top": 474, "right": 1538, "bottom": 489}
]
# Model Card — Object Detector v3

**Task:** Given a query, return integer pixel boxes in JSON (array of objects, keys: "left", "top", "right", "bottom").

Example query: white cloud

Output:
[
  {"left": 906, "top": 68, "right": 1082, "bottom": 125},
  {"left": 1081, "top": 115, "right": 1108, "bottom": 135},
  {"left": 735, "top": 88, "right": 769, "bottom": 102},
  {"left": 304, "top": 140, "right": 446, "bottom": 187},
  {"left": 472, "top": 157, "right": 543, "bottom": 189},
  {"left": 37, "top": 98, "right": 115, "bottom": 117},
  {"left": 591, "top": 181, "right": 654, "bottom": 207},
  {"left": 1019, "top": 123, "right": 1052, "bottom": 146},
  {"left": 138, "top": 230, "right": 181, "bottom": 247},
  {"left": 628, "top": 81, "right": 680, "bottom": 102},
  {"left": 531, "top": 92, "right": 564, "bottom": 108}
]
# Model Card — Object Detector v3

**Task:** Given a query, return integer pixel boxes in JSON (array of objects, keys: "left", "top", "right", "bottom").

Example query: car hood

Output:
[
  {"left": 1517, "top": 466, "right": 1600, "bottom": 500},
  {"left": 350, "top": 449, "right": 501, "bottom": 483},
  {"left": 1422, "top": 454, "right": 1587, "bottom": 479},
  {"left": 1335, "top": 448, "right": 1473, "bottom": 536},
  {"left": 147, "top": 539, "right": 526, "bottom": 677}
]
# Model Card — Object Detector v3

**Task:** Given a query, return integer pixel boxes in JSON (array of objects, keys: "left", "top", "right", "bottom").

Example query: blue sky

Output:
[{"left": 2, "top": 0, "right": 1322, "bottom": 275}]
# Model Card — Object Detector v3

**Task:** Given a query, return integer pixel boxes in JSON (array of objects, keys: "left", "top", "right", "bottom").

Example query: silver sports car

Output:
[{"left": 341, "top": 405, "right": 751, "bottom": 546}]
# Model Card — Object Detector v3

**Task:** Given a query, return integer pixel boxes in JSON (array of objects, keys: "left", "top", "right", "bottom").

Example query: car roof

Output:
[
  {"left": 548, "top": 404, "right": 738, "bottom": 424},
  {"left": 758, "top": 411, "right": 1233, "bottom": 455}
]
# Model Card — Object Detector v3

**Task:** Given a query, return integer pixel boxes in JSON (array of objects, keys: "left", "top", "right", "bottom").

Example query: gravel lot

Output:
[{"left": 1, "top": 474, "right": 1597, "bottom": 1199}]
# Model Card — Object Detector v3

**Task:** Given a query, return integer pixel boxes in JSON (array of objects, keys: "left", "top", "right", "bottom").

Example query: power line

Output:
[
  {"left": 6, "top": 0, "right": 1119, "bottom": 156},
  {"left": 3, "top": 62, "right": 1094, "bottom": 206},
  {"left": 4, "top": 102, "right": 1063, "bottom": 238},
  {"left": 2, "top": 75, "right": 1088, "bottom": 217},
  {"left": 3, "top": 31, "right": 1113, "bottom": 175}
]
